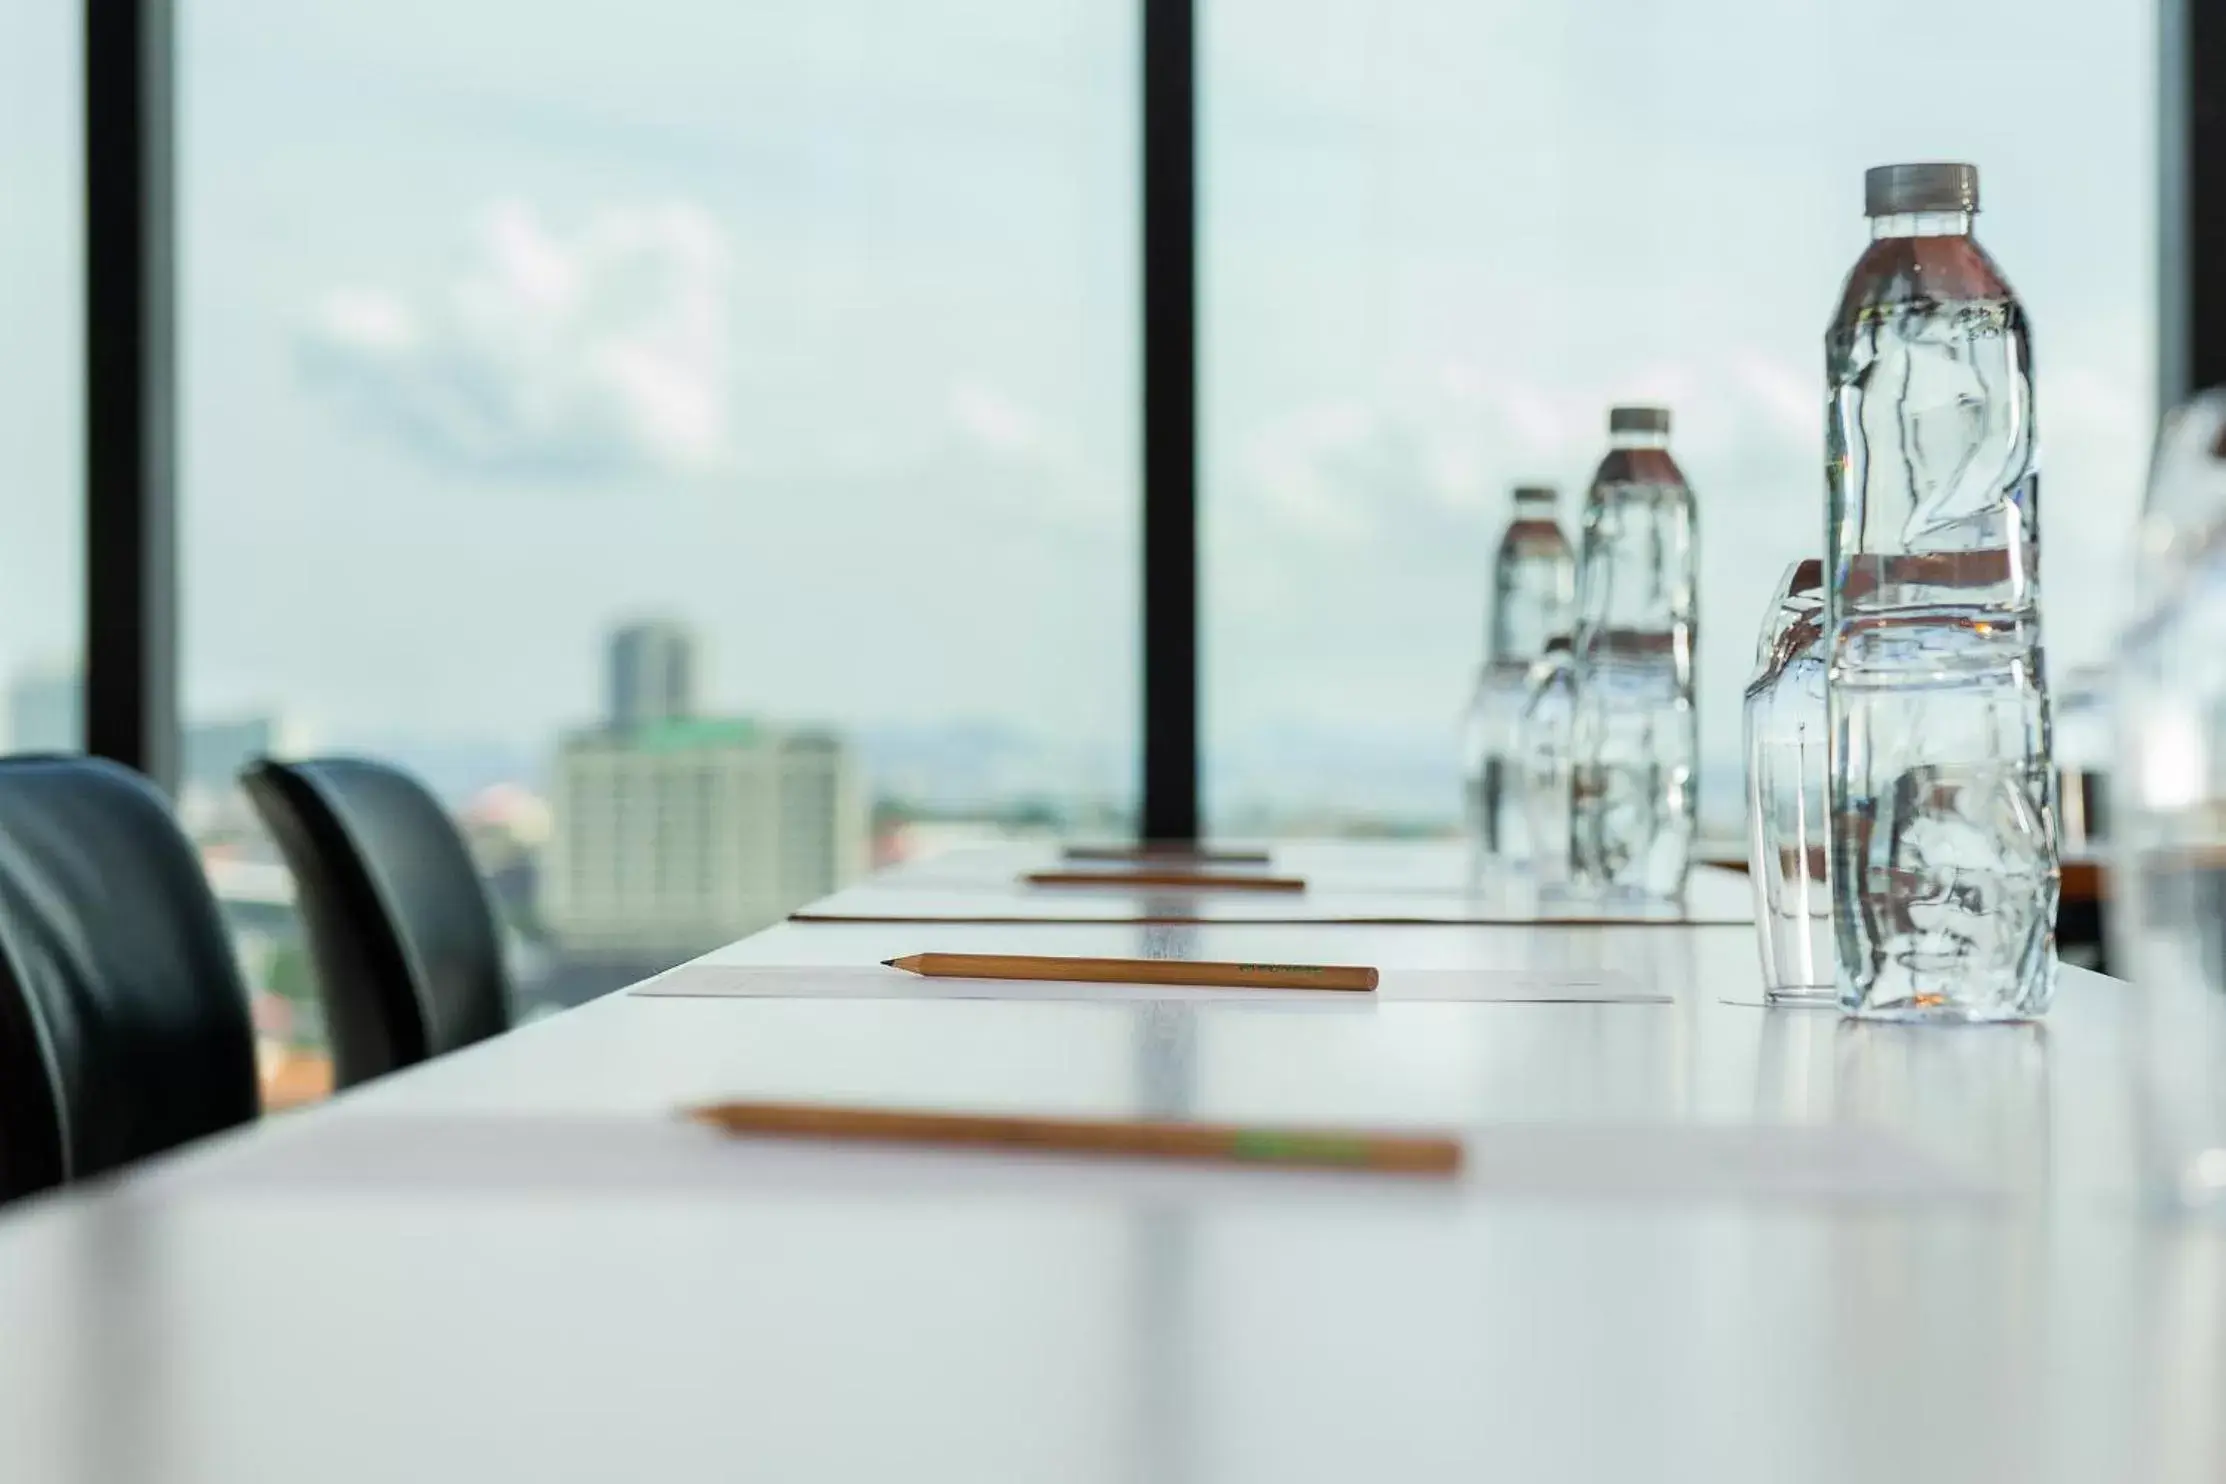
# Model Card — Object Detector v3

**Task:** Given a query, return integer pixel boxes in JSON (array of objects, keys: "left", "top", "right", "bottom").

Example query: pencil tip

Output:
[{"left": 881, "top": 959, "right": 896, "bottom": 967}]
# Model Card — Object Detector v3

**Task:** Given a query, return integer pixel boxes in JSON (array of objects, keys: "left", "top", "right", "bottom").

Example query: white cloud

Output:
[
  {"left": 924, "top": 379, "right": 1136, "bottom": 550},
  {"left": 298, "top": 199, "right": 734, "bottom": 479},
  {"left": 1227, "top": 355, "right": 1820, "bottom": 559},
  {"left": 1235, "top": 399, "right": 1389, "bottom": 542},
  {"left": 1729, "top": 350, "right": 1815, "bottom": 443},
  {"left": 946, "top": 382, "right": 1042, "bottom": 457}
]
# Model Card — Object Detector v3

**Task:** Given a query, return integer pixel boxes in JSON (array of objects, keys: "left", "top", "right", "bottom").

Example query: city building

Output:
[
  {"left": 541, "top": 718, "right": 867, "bottom": 957},
  {"left": 606, "top": 620, "right": 697, "bottom": 731},
  {"left": 460, "top": 781, "right": 554, "bottom": 954},
  {"left": 6, "top": 665, "right": 81, "bottom": 753},
  {"left": 3, "top": 670, "right": 312, "bottom": 837},
  {"left": 184, "top": 713, "right": 315, "bottom": 790},
  {"left": 459, "top": 782, "right": 554, "bottom": 873},
  {"left": 179, "top": 712, "right": 318, "bottom": 837}
]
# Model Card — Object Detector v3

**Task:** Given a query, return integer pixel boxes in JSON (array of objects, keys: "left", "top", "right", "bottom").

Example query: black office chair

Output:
[
  {"left": 240, "top": 757, "right": 511, "bottom": 1090},
  {"left": 0, "top": 756, "right": 261, "bottom": 1204}
]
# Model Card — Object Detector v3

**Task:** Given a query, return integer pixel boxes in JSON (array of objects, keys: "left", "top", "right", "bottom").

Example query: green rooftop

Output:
[
  {"left": 561, "top": 716, "right": 762, "bottom": 754},
  {"left": 631, "top": 717, "right": 760, "bottom": 752}
]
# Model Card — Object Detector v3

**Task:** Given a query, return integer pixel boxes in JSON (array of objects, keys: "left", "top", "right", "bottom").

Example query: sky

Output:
[{"left": 0, "top": 0, "right": 2157, "bottom": 828}]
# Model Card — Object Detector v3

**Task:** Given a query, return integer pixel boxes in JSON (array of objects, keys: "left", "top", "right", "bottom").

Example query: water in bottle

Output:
[
  {"left": 1570, "top": 406, "right": 1698, "bottom": 903},
  {"left": 1825, "top": 162, "right": 2057, "bottom": 1020},
  {"left": 1463, "top": 485, "right": 1575, "bottom": 867}
]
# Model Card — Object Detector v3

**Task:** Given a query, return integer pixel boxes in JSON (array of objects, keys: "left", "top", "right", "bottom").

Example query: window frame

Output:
[{"left": 84, "top": 0, "right": 2202, "bottom": 837}]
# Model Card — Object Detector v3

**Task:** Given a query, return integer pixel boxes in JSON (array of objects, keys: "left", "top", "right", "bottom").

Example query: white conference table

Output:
[
  {"left": 0, "top": 848, "right": 2215, "bottom": 1484},
  {"left": 834, "top": 839, "right": 1757, "bottom": 923}
]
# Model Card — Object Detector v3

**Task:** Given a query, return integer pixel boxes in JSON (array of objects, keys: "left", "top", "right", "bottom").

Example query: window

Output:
[
  {"left": 1202, "top": 0, "right": 2156, "bottom": 837},
  {"left": 38, "top": 0, "right": 2178, "bottom": 1090},
  {"left": 0, "top": 3, "right": 84, "bottom": 754},
  {"left": 181, "top": 2, "right": 1140, "bottom": 1067}
]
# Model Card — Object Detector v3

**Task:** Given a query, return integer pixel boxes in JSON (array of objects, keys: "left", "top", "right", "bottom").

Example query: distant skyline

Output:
[{"left": 0, "top": 0, "right": 2157, "bottom": 828}]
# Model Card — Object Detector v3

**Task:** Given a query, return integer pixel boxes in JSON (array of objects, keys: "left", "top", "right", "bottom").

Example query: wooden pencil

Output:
[
  {"left": 884, "top": 952, "right": 1377, "bottom": 992},
  {"left": 1023, "top": 869, "right": 1306, "bottom": 893},
  {"left": 685, "top": 1100, "right": 1461, "bottom": 1175},
  {"left": 1063, "top": 844, "right": 1274, "bottom": 865}
]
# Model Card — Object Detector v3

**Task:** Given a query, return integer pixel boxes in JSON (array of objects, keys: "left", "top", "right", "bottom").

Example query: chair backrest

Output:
[
  {"left": 0, "top": 757, "right": 260, "bottom": 1203},
  {"left": 239, "top": 757, "right": 510, "bottom": 1090}
]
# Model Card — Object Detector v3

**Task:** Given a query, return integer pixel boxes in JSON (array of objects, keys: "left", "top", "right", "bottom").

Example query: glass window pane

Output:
[
  {"left": 1203, "top": 0, "right": 2155, "bottom": 838},
  {"left": 183, "top": 2, "right": 1139, "bottom": 1084},
  {"left": 0, "top": 2, "right": 84, "bottom": 753}
]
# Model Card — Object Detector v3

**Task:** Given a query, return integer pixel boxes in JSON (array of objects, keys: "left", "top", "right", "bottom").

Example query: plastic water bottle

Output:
[
  {"left": 1462, "top": 485, "right": 1575, "bottom": 866},
  {"left": 1825, "top": 163, "right": 2057, "bottom": 1020},
  {"left": 1570, "top": 406, "right": 1698, "bottom": 902},
  {"left": 1519, "top": 635, "right": 1579, "bottom": 892}
]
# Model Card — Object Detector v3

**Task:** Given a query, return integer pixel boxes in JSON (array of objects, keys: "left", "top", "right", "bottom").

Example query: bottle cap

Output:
[
  {"left": 1864, "top": 163, "right": 1978, "bottom": 217},
  {"left": 1608, "top": 406, "right": 1670, "bottom": 435},
  {"left": 1512, "top": 484, "right": 1557, "bottom": 505}
]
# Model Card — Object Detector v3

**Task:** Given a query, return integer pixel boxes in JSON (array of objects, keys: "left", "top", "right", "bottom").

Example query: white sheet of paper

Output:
[
  {"left": 1460, "top": 1124, "right": 1999, "bottom": 1203},
  {"left": 630, "top": 964, "right": 1670, "bottom": 1004},
  {"left": 166, "top": 1113, "right": 1995, "bottom": 1207},
  {"left": 1717, "top": 996, "right": 1841, "bottom": 1011},
  {"left": 789, "top": 884, "right": 1753, "bottom": 927}
]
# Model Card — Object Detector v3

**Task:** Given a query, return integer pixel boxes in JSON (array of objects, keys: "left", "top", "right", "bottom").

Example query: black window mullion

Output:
[
  {"left": 2162, "top": 0, "right": 2226, "bottom": 405},
  {"left": 84, "top": 0, "right": 179, "bottom": 791},
  {"left": 1140, "top": 0, "right": 1199, "bottom": 842}
]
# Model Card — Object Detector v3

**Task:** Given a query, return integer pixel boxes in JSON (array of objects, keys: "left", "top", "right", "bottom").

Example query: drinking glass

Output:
[
  {"left": 1743, "top": 559, "right": 1833, "bottom": 1001},
  {"left": 2112, "top": 390, "right": 2226, "bottom": 1218},
  {"left": 1520, "top": 636, "right": 1579, "bottom": 896}
]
